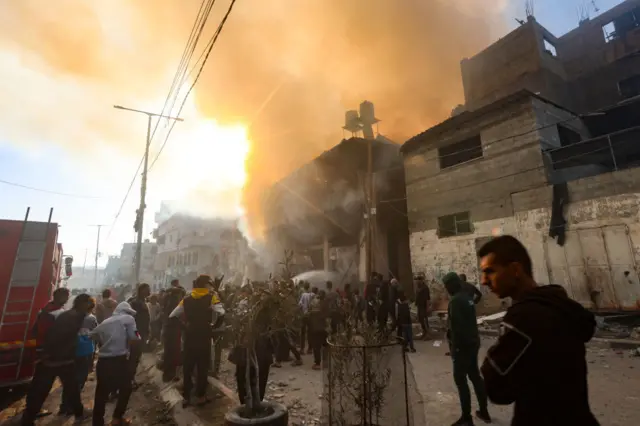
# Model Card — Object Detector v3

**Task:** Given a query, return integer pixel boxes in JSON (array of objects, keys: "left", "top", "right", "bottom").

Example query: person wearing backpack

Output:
[{"left": 59, "top": 298, "right": 98, "bottom": 415}]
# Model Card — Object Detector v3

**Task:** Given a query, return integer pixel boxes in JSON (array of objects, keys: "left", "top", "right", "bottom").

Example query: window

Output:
[
  {"left": 438, "top": 135, "right": 483, "bottom": 169},
  {"left": 557, "top": 125, "right": 582, "bottom": 147},
  {"left": 193, "top": 252, "right": 199, "bottom": 265},
  {"left": 619, "top": 75, "right": 640, "bottom": 99},
  {"left": 437, "top": 212, "right": 472, "bottom": 237},
  {"left": 187, "top": 252, "right": 192, "bottom": 265},
  {"left": 543, "top": 38, "right": 557, "bottom": 57},
  {"left": 603, "top": 8, "right": 640, "bottom": 42}
]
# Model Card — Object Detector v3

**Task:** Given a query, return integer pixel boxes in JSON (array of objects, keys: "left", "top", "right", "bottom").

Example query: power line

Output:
[
  {"left": 382, "top": 135, "right": 634, "bottom": 203},
  {"left": 148, "top": 0, "right": 215, "bottom": 147},
  {"left": 149, "top": 0, "right": 238, "bottom": 171},
  {"left": 104, "top": 157, "right": 144, "bottom": 243},
  {"left": 104, "top": 0, "right": 216, "bottom": 245},
  {"left": 0, "top": 178, "right": 102, "bottom": 198}
]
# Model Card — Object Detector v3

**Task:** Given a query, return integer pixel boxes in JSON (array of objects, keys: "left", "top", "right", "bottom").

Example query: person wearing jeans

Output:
[
  {"left": 443, "top": 272, "right": 491, "bottom": 426},
  {"left": 309, "top": 290, "right": 328, "bottom": 370},
  {"left": 60, "top": 303, "right": 98, "bottom": 415},
  {"left": 395, "top": 290, "right": 416, "bottom": 353},
  {"left": 90, "top": 302, "right": 140, "bottom": 426},
  {"left": 298, "top": 283, "right": 315, "bottom": 354},
  {"left": 21, "top": 294, "right": 93, "bottom": 426}
]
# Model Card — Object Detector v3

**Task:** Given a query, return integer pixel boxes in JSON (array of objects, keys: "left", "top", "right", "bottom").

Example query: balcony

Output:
[{"left": 545, "top": 126, "right": 640, "bottom": 183}]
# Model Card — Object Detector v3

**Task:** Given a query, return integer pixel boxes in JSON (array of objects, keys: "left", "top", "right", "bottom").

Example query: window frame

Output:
[
  {"left": 437, "top": 211, "right": 472, "bottom": 238},
  {"left": 438, "top": 135, "right": 483, "bottom": 170}
]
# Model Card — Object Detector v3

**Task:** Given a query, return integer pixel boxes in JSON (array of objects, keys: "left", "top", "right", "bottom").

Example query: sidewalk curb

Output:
[
  {"left": 478, "top": 328, "right": 640, "bottom": 349},
  {"left": 139, "top": 355, "right": 207, "bottom": 426},
  {"left": 207, "top": 376, "right": 239, "bottom": 404}
]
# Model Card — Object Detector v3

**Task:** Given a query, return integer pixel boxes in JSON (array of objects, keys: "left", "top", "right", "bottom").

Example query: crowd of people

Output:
[{"left": 19, "top": 235, "right": 601, "bottom": 426}]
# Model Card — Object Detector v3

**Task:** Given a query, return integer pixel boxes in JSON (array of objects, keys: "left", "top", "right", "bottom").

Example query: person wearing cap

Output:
[
  {"left": 169, "top": 275, "right": 225, "bottom": 407},
  {"left": 443, "top": 272, "right": 491, "bottom": 426}
]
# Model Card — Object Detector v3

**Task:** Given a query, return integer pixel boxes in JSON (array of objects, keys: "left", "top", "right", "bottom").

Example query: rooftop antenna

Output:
[
  {"left": 578, "top": 2, "right": 590, "bottom": 24},
  {"left": 525, "top": 0, "right": 535, "bottom": 18},
  {"left": 591, "top": 0, "right": 600, "bottom": 13}
]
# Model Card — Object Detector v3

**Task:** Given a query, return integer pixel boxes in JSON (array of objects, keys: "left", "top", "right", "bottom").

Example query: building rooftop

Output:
[{"left": 401, "top": 90, "right": 576, "bottom": 154}]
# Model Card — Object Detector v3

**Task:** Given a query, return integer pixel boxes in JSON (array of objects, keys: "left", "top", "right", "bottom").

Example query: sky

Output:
[{"left": 0, "top": 0, "right": 626, "bottom": 267}]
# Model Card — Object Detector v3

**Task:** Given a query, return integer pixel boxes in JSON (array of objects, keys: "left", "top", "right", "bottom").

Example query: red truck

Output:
[{"left": 0, "top": 208, "right": 67, "bottom": 388}]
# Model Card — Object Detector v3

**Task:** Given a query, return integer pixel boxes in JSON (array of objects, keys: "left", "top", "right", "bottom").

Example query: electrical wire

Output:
[
  {"left": 0, "top": 178, "right": 103, "bottom": 198},
  {"left": 148, "top": 0, "right": 215, "bottom": 145},
  {"left": 381, "top": 134, "right": 635, "bottom": 203},
  {"left": 149, "top": 0, "right": 238, "bottom": 171},
  {"left": 104, "top": 157, "right": 144, "bottom": 242},
  {"left": 104, "top": 0, "right": 217, "bottom": 244}
]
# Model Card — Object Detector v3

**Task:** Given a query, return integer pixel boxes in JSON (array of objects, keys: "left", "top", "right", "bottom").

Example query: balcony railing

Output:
[{"left": 545, "top": 126, "right": 640, "bottom": 182}]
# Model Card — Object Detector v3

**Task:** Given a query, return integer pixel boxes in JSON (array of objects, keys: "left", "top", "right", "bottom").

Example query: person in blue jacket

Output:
[{"left": 59, "top": 297, "right": 98, "bottom": 415}]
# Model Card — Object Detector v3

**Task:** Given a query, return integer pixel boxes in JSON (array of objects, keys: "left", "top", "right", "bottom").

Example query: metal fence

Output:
[{"left": 321, "top": 336, "right": 425, "bottom": 426}]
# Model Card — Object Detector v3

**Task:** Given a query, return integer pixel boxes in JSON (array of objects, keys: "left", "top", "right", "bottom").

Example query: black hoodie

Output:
[{"left": 481, "top": 285, "right": 599, "bottom": 426}]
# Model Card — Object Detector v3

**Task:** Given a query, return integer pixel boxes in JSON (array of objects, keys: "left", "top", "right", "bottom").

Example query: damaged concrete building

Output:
[
  {"left": 262, "top": 109, "right": 412, "bottom": 291},
  {"left": 153, "top": 202, "right": 253, "bottom": 287},
  {"left": 403, "top": 0, "right": 640, "bottom": 313}
]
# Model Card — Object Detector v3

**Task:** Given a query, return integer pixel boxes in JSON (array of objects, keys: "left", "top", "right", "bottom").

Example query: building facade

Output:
[
  {"left": 118, "top": 241, "right": 156, "bottom": 286},
  {"left": 153, "top": 210, "right": 250, "bottom": 287},
  {"left": 402, "top": 0, "right": 640, "bottom": 313},
  {"left": 461, "top": 0, "right": 640, "bottom": 113},
  {"left": 263, "top": 135, "right": 413, "bottom": 293}
]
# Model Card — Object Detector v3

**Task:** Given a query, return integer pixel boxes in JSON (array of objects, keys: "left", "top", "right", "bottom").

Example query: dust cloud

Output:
[{"left": 0, "top": 0, "right": 507, "bottom": 237}]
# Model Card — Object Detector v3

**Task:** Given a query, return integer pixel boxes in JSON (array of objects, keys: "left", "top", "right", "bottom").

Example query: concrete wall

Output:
[
  {"left": 404, "top": 98, "right": 547, "bottom": 234},
  {"left": 408, "top": 167, "right": 640, "bottom": 313},
  {"left": 460, "top": 0, "right": 640, "bottom": 114},
  {"left": 461, "top": 21, "right": 542, "bottom": 110}
]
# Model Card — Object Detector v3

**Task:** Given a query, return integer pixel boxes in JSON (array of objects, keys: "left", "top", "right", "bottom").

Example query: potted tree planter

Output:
[
  {"left": 224, "top": 278, "right": 299, "bottom": 426},
  {"left": 323, "top": 312, "right": 418, "bottom": 425}
]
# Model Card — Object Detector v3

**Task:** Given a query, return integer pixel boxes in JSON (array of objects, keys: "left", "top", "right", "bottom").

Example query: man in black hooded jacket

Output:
[{"left": 478, "top": 235, "right": 599, "bottom": 426}]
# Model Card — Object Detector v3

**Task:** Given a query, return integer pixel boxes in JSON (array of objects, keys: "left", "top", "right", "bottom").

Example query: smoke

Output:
[{"left": 0, "top": 0, "right": 508, "bottom": 237}]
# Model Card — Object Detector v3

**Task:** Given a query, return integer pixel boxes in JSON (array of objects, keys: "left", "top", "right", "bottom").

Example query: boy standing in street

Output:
[
  {"left": 395, "top": 290, "right": 416, "bottom": 352},
  {"left": 443, "top": 272, "right": 491, "bottom": 426}
]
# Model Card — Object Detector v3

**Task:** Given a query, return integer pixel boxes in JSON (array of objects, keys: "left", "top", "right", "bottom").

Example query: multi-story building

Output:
[
  {"left": 402, "top": 0, "right": 640, "bottom": 314},
  {"left": 262, "top": 129, "right": 412, "bottom": 293},
  {"left": 103, "top": 255, "right": 122, "bottom": 286},
  {"left": 153, "top": 204, "right": 250, "bottom": 287},
  {"left": 118, "top": 241, "right": 156, "bottom": 286}
]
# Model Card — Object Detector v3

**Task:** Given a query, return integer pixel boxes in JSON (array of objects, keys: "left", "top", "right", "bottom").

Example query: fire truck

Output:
[{"left": 0, "top": 208, "right": 70, "bottom": 388}]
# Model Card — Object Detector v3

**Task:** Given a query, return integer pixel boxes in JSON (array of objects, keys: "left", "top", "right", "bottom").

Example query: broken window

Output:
[
  {"left": 602, "top": 7, "right": 640, "bottom": 42},
  {"left": 619, "top": 74, "right": 640, "bottom": 99},
  {"left": 543, "top": 38, "right": 557, "bottom": 57},
  {"left": 437, "top": 212, "right": 472, "bottom": 237},
  {"left": 557, "top": 125, "right": 582, "bottom": 147},
  {"left": 438, "top": 135, "right": 483, "bottom": 169}
]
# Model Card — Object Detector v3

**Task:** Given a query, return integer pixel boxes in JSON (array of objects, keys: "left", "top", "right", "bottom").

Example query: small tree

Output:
[
  {"left": 226, "top": 278, "right": 300, "bottom": 419},
  {"left": 324, "top": 311, "right": 398, "bottom": 426}
]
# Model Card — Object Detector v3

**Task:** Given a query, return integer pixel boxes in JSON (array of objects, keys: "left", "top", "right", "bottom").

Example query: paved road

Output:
[
  {"left": 409, "top": 336, "right": 640, "bottom": 426},
  {"left": 217, "top": 335, "right": 640, "bottom": 426}
]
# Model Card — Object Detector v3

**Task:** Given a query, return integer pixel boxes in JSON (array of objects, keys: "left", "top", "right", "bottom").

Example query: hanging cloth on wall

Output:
[{"left": 548, "top": 182, "right": 569, "bottom": 246}]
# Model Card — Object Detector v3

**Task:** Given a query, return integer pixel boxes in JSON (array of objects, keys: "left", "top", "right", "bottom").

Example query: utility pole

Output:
[
  {"left": 359, "top": 101, "right": 378, "bottom": 283},
  {"left": 81, "top": 248, "right": 88, "bottom": 276},
  {"left": 90, "top": 225, "right": 107, "bottom": 288},
  {"left": 113, "top": 105, "right": 184, "bottom": 284}
]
